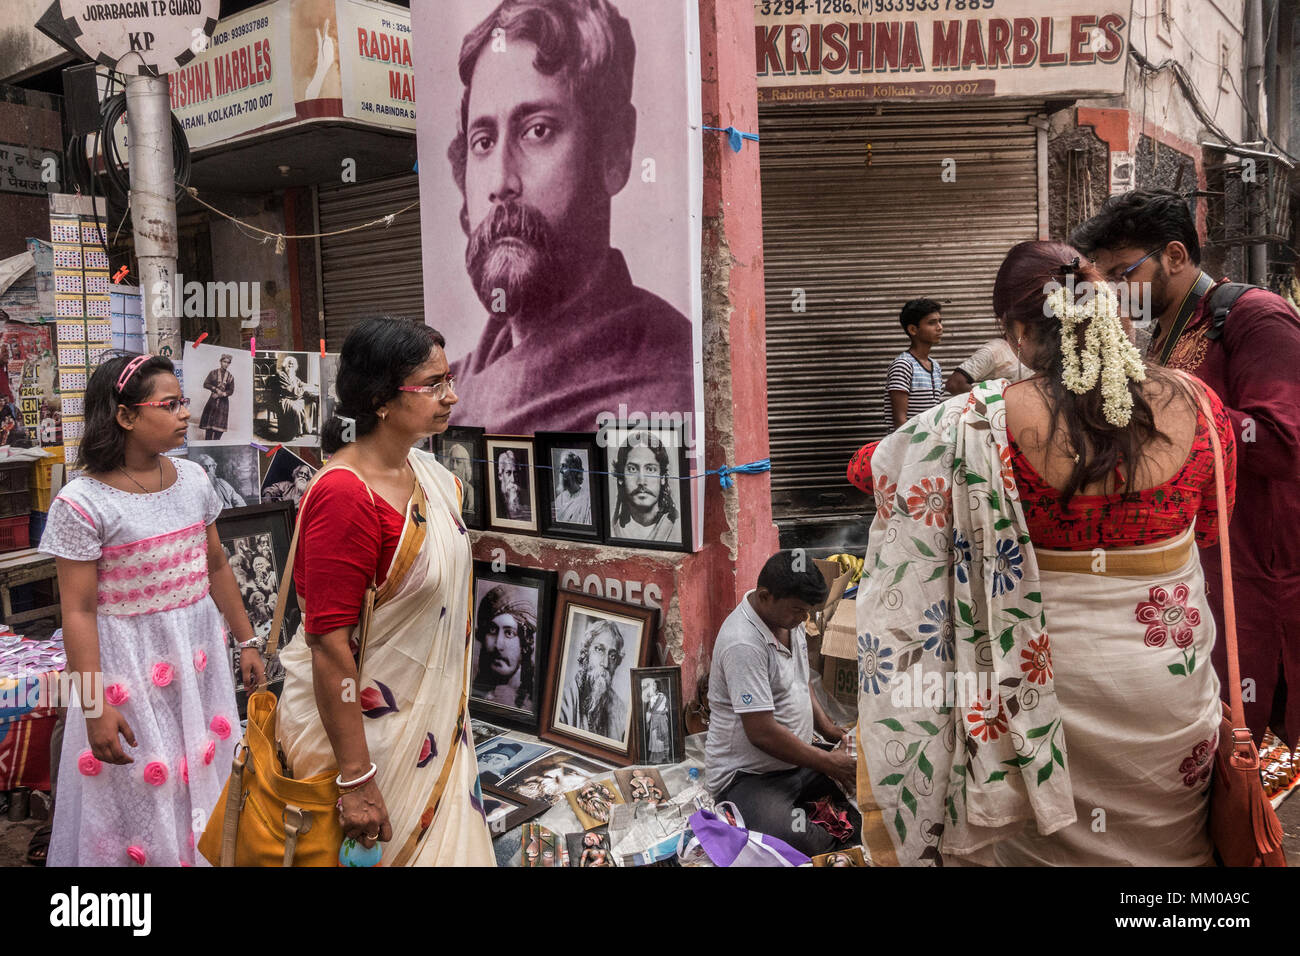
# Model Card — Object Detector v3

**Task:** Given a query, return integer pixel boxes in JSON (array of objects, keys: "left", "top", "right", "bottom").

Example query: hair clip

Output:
[
  {"left": 116, "top": 354, "right": 150, "bottom": 393},
  {"left": 1059, "top": 256, "right": 1081, "bottom": 276}
]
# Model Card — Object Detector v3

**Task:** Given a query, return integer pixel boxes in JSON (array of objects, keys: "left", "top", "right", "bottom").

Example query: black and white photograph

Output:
[
  {"left": 498, "top": 748, "right": 609, "bottom": 806},
  {"left": 215, "top": 502, "right": 300, "bottom": 716},
  {"left": 613, "top": 766, "right": 669, "bottom": 808},
  {"left": 540, "top": 592, "right": 657, "bottom": 765},
  {"left": 182, "top": 342, "right": 253, "bottom": 446},
  {"left": 474, "top": 737, "right": 550, "bottom": 786},
  {"left": 536, "top": 432, "right": 604, "bottom": 543},
  {"left": 565, "top": 777, "right": 623, "bottom": 830},
  {"left": 413, "top": 0, "right": 703, "bottom": 440},
  {"left": 191, "top": 445, "right": 260, "bottom": 511},
  {"left": 566, "top": 827, "right": 612, "bottom": 867},
  {"left": 434, "top": 425, "right": 486, "bottom": 530},
  {"left": 471, "top": 719, "right": 506, "bottom": 749},
  {"left": 470, "top": 562, "right": 557, "bottom": 731},
  {"left": 253, "top": 350, "right": 321, "bottom": 446},
  {"left": 481, "top": 784, "right": 549, "bottom": 837},
  {"left": 630, "top": 665, "right": 685, "bottom": 765},
  {"left": 259, "top": 445, "right": 318, "bottom": 505},
  {"left": 485, "top": 436, "right": 538, "bottom": 534},
  {"left": 319, "top": 352, "right": 341, "bottom": 425},
  {"left": 604, "top": 424, "right": 691, "bottom": 552}
]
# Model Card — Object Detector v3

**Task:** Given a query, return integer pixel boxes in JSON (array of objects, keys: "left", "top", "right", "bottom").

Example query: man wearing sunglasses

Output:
[{"left": 1073, "top": 188, "right": 1300, "bottom": 752}]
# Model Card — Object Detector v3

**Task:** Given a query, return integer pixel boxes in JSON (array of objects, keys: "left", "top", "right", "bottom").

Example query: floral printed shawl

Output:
[{"left": 855, "top": 381, "right": 1077, "bottom": 866}]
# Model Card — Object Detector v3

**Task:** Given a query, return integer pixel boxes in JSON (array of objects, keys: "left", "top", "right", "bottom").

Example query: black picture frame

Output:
[
  {"left": 481, "top": 783, "right": 549, "bottom": 838},
  {"left": 485, "top": 435, "right": 539, "bottom": 535},
  {"left": 603, "top": 422, "right": 693, "bottom": 553},
  {"left": 433, "top": 425, "right": 486, "bottom": 530},
  {"left": 469, "top": 561, "right": 557, "bottom": 732},
  {"left": 630, "top": 665, "right": 685, "bottom": 765},
  {"left": 215, "top": 501, "right": 299, "bottom": 719},
  {"left": 534, "top": 431, "right": 606, "bottom": 543}
]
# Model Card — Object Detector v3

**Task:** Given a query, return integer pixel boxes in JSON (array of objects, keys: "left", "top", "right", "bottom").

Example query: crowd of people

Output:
[{"left": 29, "top": 186, "right": 1300, "bottom": 867}]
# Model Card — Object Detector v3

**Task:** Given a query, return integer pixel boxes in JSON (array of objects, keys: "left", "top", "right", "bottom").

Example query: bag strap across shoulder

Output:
[{"left": 261, "top": 463, "right": 380, "bottom": 680}]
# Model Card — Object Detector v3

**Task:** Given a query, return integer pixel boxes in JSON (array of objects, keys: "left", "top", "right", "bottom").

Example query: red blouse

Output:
[
  {"left": 292, "top": 469, "right": 406, "bottom": 634},
  {"left": 846, "top": 388, "right": 1237, "bottom": 551}
]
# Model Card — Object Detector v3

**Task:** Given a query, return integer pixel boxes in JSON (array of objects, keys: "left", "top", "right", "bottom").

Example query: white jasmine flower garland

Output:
[{"left": 1045, "top": 282, "right": 1146, "bottom": 427}]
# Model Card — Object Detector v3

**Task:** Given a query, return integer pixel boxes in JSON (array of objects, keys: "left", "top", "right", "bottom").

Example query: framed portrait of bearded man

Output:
[
  {"left": 412, "top": 0, "right": 706, "bottom": 549},
  {"left": 535, "top": 432, "right": 605, "bottom": 543},
  {"left": 603, "top": 422, "right": 691, "bottom": 553},
  {"left": 540, "top": 591, "right": 657, "bottom": 765},
  {"left": 485, "top": 435, "right": 539, "bottom": 534},
  {"left": 470, "top": 562, "right": 557, "bottom": 730}
]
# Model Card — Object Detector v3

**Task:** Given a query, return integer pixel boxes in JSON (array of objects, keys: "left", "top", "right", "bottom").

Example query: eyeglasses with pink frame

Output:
[{"left": 398, "top": 375, "right": 457, "bottom": 401}]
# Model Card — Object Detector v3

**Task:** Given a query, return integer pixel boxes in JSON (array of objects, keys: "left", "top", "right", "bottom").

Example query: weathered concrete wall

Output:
[{"left": 0, "top": 85, "right": 61, "bottom": 258}]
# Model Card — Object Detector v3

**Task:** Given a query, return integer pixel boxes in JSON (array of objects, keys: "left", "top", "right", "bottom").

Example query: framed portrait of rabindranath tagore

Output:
[
  {"left": 411, "top": 0, "right": 705, "bottom": 548},
  {"left": 539, "top": 591, "right": 657, "bottom": 766}
]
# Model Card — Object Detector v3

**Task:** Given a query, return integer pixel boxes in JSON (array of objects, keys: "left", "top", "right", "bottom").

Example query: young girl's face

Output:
[{"left": 124, "top": 372, "right": 190, "bottom": 453}]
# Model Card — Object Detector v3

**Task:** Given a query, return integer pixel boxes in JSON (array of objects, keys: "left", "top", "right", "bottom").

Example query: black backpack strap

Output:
[{"left": 1204, "top": 282, "right": 1257, "bottom": 342}]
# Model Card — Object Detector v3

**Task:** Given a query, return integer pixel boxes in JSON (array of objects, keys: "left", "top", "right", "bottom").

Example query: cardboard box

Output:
[{"left": 821, "top": 597, "right": 859, "bottom": 705}]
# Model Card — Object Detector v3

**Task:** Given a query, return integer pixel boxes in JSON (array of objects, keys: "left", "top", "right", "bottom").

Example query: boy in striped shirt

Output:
[{"left": 886, "top": 298, "right": 945, "bottom": 430}]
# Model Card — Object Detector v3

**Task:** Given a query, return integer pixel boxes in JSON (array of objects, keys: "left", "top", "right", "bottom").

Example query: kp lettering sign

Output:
[
  {"left": 59, "top": 0, "right": 219, "bottom": 75},
  {"left": 755, "top": 0, "right": 1132, "bottom": 102}
]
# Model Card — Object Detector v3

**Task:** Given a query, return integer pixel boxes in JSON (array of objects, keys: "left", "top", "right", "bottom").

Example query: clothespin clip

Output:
[
  {"left": 703, "top": 125, "right": 759, "bottom": 153},
  {"left": 274, "top": 235, "right": 285, "bottom": 256},
  {"left": 249, "top": 336, "right": 256, "bottom": 356},
  {"left": 250, "top": 441, "right": 269, "bottom": 453},
  {"left": 193, "top": 332, "right": 208, "bottom": 347},
  {"left": 319, "top": 338, "right": 326, "bottom": 357},
  {"left": 112, "top": 266, "right": 129, "bottom": 284},
  {"left": 265, "top": 444, "right": 281, "bottom": 458}
]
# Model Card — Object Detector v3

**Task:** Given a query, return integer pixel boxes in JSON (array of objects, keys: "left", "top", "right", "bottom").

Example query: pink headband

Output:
[{"left": 116, "top": 355, "right": 151, "bottom": 393}]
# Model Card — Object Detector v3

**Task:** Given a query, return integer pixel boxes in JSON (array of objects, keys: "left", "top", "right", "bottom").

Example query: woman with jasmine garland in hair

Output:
[{"left": 846, "top": 241, "right": 1236, "bottom": 866}]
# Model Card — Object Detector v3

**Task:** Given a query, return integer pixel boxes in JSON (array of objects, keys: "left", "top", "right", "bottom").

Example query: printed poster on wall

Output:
[
  {"left": 412, "top": 0, "right": 704, "bottom": 547},
  {"left": 336, "top": 0, "right": 415, "bottom": 131},
  {"left": 755, "top": 0, "right": 1133, "bottom": 103}
]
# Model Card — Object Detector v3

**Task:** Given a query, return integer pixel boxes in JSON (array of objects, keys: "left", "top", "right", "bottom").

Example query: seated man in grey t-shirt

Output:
[{"left": 704, "top": 551, "right": 860, "bottom": 857}]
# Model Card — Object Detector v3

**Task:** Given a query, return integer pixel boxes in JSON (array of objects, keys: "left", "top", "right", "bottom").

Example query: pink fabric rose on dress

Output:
[
  {"left": 143, "top": 761, "right": 168, "bottom": 786},
  {"left": 126, "top": 846, "right": 147, "bottom": 865},
  {"left": 210, "top": 715, "right": 231, "bottom": 740},
  {"left": 193, "top": 649, "right": 207, "bottom": 672},
  {"left": 180, "top": 758, "right": 189, "bottom": 784},
  {"left": 151, "top": 662, "right": 174, "bottom": 687},
  {"left": 105, "top": 683, "right": 129, "bottom": 706},
  {"left": 202, "top": 740, "right": 216, "bottom": 765},
  {"left": 77, "top": 750, "right": 102, "bottom": 777}
]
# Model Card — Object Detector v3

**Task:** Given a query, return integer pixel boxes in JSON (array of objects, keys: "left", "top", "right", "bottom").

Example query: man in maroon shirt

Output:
[{"left": 1074, "top": 189, "right": 1300, "bottom": 747}]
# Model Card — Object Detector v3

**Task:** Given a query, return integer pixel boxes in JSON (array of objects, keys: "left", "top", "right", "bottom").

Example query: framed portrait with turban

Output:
[
  {"left": 469, "top": 561, "right": 558, "bottom": 730},
  {"left": 535, "top": 432, "right": 606, "bottom": 543},
  {"left": 540, "top": 591, "right": 658, "bottom": 765}
]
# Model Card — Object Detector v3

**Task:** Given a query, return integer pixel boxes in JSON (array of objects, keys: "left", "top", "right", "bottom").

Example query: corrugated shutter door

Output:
[
  {"left": 318, "top": 173, "right": 424, "bottom": 349},
  {"left": 760, "top": 102, "right": 1041, "bottom": 519}
]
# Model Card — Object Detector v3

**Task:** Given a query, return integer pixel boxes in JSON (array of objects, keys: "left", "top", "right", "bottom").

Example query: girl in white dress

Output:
[{"left": 41, "top": 353, "right": 263, "bottom": 866}]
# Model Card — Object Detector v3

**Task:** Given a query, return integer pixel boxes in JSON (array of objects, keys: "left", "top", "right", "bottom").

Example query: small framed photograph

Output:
[
  {"left": 613, "top": 766, "right": 670, "bottom": 808},
  {"left": 539, "top": 591, "right": 658, "bottom": 765},
  {"left": 566, "top": 827, "right": 612, "bottom": 867},
  {"left": 603, "top": 422, "right": 692, "bottom": 552},
  {"left": 630, "top": 666, "right": 685, "bottom": 765},
  {"left": 481, "top": 784, "right": 549, "bottom": 838},
  {"left": 215, "top": 501, "right": 300, "bottom": 717},
  {"left": 811, "top": 847, "right": 867, "bottom": 867},
  {"left": 565, "top": 777, "right": 624, "bottom": 830},
  {"left": 434, "top": 425, "right": 486, "bottom": 530},
  {"left": 474, "top": 737, "right": 551, "bottom": 787},
  {"left": 497, "top": 749, "right": 610, "bottom": 806},
  {"left": 534, "top": 432, "right": 605, "bottom": 543},
  {"left": 485, "top": 435, "right": 538, "bottom": 534},
  {"left": 470, "top": 561, "right": 557, "bottom": 731}
]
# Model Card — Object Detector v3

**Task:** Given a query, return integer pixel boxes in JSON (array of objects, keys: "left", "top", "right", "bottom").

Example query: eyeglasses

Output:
[
  {"left": 132, "top": 397, "right": 191, "bottom": 414},
  {"left": 398, "top": 375, "right": 457, "bottom": 401},
  {"left": 1107, "top": 248, "right": 1163, "bottom": 283}
]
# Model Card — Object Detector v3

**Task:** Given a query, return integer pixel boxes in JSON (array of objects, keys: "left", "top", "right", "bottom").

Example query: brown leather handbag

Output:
[{"left": 1195, "top": 385, "right": 1286, "bottom": 867}]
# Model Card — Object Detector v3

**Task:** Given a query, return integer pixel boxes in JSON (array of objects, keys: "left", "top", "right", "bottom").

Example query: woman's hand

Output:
[
  {"left": 338, "top": 779, "right": 391, "bottom": 849},
  {"left": 86, "top": 704, "right": 136, "bottom": 764},
  {"left": 240, "top": 647, "right": 266, "bottom": 689}
]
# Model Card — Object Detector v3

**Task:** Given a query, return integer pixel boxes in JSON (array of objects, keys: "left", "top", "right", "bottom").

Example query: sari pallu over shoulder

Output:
[
  {"left": 855, "top": 382, "right": 1076, "bottom": 866},
  {"left": 275, "top": 449, "right": 494, "bottom": 866}
]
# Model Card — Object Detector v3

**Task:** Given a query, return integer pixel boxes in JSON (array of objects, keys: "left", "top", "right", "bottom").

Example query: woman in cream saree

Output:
[{"left": 276, "top": 450, "right": 493, "bottom": 866}]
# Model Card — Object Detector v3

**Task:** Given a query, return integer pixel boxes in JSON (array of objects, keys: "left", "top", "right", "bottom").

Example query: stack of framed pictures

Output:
[{"left": 433, "top": 423, "right": 692, "bottom": 552}]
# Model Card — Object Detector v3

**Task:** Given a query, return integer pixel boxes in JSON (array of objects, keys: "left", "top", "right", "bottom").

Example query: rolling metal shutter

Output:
[
  {"left": 760, "top": 101, "right": 1042, "bottom": 520},
  {"left": 317, "top": 173, "right": 424, "bottom": 350}
]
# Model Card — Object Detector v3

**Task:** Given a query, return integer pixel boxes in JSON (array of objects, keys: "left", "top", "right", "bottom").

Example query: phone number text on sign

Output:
[{"left": 759, "top": 0, "right": 997, "bottom": 14}]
